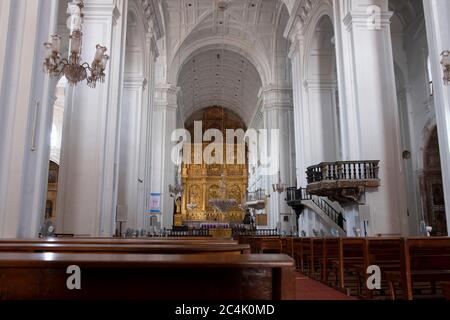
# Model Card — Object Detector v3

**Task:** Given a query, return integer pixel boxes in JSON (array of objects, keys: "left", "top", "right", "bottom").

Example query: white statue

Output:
[
  {"left": 441, "top": 50, "right": 450, "bottom": 85},
  {"left": 426, "top": 226, "right": 433, "bottom": 237}
]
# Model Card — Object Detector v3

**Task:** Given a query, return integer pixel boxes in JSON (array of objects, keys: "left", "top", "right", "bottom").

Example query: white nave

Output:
[{"left": 0, "top": 0, "right": 450, "bottom": 239}]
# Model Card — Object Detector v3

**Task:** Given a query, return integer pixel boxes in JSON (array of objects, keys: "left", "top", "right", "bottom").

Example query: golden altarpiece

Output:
[{"left": 177, "top": 107, "right": 248, "bottom": 226}]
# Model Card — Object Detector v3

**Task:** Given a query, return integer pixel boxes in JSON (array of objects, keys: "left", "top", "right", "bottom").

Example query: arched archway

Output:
[
  {"left": 177, "top": 49, "right": 262, "bottom": 125},
  {"left": 116, "top": 5, "right": 150, "bottom": 232},
  {"left": 45, "top": 161, "right": 60, "bottom": 224},
  {"left": 304, "top": 14, "right": 340, "bottom": 163},
  {"left": 44, "top": 76, "right": 67, "bottom": 230},
  {"left": 422, "top": 127, "right": 447, "bottom": 236}
]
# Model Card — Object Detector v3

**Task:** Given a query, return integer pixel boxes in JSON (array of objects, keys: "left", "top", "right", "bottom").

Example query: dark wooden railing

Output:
[
  {"left": 286, "top": 188, "right": 345, "bottom": 231},
  {"left": 306, "top": 160, "right": 380, "bottom": 184},
  {"left": 312, "top": 196, "right": 345, "bottom": 231},
  {"left": 167, "top": 229, "right": 210, "bottom": 237},
  {"left": 286, "top": 187, "right": 311, "bottom": 202}
]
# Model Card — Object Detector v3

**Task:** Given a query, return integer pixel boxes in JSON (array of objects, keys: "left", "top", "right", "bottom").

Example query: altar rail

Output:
[{"left": 233, "top": 229, "right": 279, "bottom": 238}]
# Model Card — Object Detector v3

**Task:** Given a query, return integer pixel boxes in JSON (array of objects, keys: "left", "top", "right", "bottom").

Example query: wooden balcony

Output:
[
  {"left": 306, "top": 160, "right": 380, "bottom": 204},
  {"left": 244, "top": 189, "right": 267, "bottom": 210}
]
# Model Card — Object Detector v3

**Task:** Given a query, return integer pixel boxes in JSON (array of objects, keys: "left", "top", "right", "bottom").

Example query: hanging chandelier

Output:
[
  {"left": 272, "top": 170, "right": 286, "bottom": 194},
  {"left": 43, "top": 0, "right": 109, "bottom": 88}
]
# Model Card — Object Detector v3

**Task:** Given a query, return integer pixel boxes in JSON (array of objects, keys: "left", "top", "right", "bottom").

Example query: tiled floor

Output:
[{"left": 295, "top": 273, "right": 357, "bottom": 300}]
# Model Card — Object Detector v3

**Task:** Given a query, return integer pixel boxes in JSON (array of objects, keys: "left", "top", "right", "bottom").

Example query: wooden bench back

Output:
[
  {"left": 365, "top": 238, "right": 402, "bottom": 265},
  {"left": 406, "top": 238, "right": 450, "bottom": 271},
  {"left": 0, "top": 242, "right": 250, "bottom": 255},
  {"left": 0, "top": 238, "right": 236, "bottom": 245},
  {"left": 0, "top": 252, "right": 295, "bottom": 300}
]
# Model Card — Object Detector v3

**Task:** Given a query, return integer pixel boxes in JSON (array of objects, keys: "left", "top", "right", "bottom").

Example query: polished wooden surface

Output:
[
  {"left": 0, "top": 237, "right": 236, "bottom": 244},
  {"left": 248, "top": 236, "right": 450, "bottom": 300},
  {"left": 0, "top": 253, "right": 295, "bottom": 300},
  {"left": 0, "top": 242, "right": 250, "bottom": 254},
  {"left": 0, "top": 252, "right": 293, "bottom": 267},
  {"left": 384, "top": 237, "right": 450, "bottom": 300}
]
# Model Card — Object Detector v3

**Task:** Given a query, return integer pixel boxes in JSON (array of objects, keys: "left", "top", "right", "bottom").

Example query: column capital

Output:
[
  {"left": 124, "top": 76, "right": 147, "bottom": 90},
  {"left": 343, "top": 10, "right": 393, "bottom": 31},
  {"left": 258, "top": 85, "right": 293, "bottom": 111},
  {"left": 83, "top": 1, "right": 121, "bottom": 23},
  {"left": 155, "top": 84, "right": 180, "bottom": 110},
  {"left": 303, "top": 79, "right": 338, "bottom": 90}
]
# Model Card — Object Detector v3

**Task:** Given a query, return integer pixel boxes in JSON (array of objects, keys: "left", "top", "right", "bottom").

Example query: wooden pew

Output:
[
  {"left": 294, "top": 238, "right": 313, "bottom": 274},
  {"left": 0, "top": 237, "right": 237, "bottom": 245},
  {"left": 332, "top": 238, "right": 403, "bottom": 299},
  {"left": 292, "top": 238, "right": 302, "bottom": 270},
  {"left": 0, "top": 253, "right": 295, "bottom": 300},
  {"left": 442, "top": 282, "right": 450, "bottom": 300},
  {"left": 281, "top": 237, "right": 294, "bottom": 257},
  {"left": 310, "top": 238, "right": 325, "bottom": 280},
  {"left": 0, "top": 243, "right": 250, "bottom": 255},
  {"left": 334, "top": 238, "right": 365, "bottom": 294},
  {"left": 385, "top": 237, "right": 450, "bottom": 300},
  {"left": 322, "top": 238, "right": 341, "bottom": 286},
  {"left": 253, "top": 237, "right": 283, "bottom": 254}
]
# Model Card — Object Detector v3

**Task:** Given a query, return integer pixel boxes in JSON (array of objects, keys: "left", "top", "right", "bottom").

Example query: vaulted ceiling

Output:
[
  {"left": 160, "top": 0, "right": 291, "bottom": 124},
  {"left": 178, "top": 49, "right": 262, "bottom": 124},
  {"left": 162, "top": 0, "right": 282, "bottom": 58}
]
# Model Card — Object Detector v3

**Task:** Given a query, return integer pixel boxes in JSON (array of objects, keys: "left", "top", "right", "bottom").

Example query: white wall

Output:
[{"left": 117, "top": 4, "right": 159, "bottom": 232}]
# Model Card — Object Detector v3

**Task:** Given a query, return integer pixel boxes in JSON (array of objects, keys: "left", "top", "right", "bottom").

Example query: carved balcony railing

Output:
[
  {"left": 246, "top": 189, "right": 267, "bottom": 202},
  {"left": 306, "top": 160, "right": 380, "bottom": 204},
  {"left": 244, "top": 189, "right": 267, "bottom": 210}
]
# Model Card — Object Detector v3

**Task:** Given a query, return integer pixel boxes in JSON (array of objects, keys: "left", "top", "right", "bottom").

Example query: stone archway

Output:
[{"left": 421, "top": 127, "right": 447, "bottom": 236}]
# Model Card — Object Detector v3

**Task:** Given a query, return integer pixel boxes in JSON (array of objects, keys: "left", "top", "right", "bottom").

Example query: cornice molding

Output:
[{"left": 343, "top": 11, "right": 393, "bottom": 31}]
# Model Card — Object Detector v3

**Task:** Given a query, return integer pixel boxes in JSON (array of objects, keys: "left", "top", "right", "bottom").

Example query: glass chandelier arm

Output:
[
  {"left": 81, "top": 62, "right": 92, "bottom": 70},
  {"left": 42, "top": 0, "right": 107, "bottom": 88}
]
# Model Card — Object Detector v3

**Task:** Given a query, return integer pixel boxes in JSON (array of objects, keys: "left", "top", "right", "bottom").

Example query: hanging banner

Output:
[{"left": 149, "top": 193, "right": 161, "bottom": 213}]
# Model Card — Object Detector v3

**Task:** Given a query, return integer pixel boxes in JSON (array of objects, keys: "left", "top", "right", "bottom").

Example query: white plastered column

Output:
[
  {"left": 423, "top": 0, "right": 450, "bottom": 234},
  {"left": 287, "top": 26, "right": 311, "bottom": 187},
  {"left": 118, "top": 21, "right": 159, "bottom": 231},
  {"left": 332, "top": 0, "right": 408, "bottom": 236},
  {"left": 260, "top": 86, "right": 296, "bottom": 231},
  {"left": 118, "top": 77, "right": 147, "bottom": 229},
  {"left": 56, "top": 0, "right": 127, "bottom": 236},
  {"left": 0, "top": 0, "right": 60, "bottom": 237},
  {"left": 150, "top": 84, "right": 179, "bottom": 229}
]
